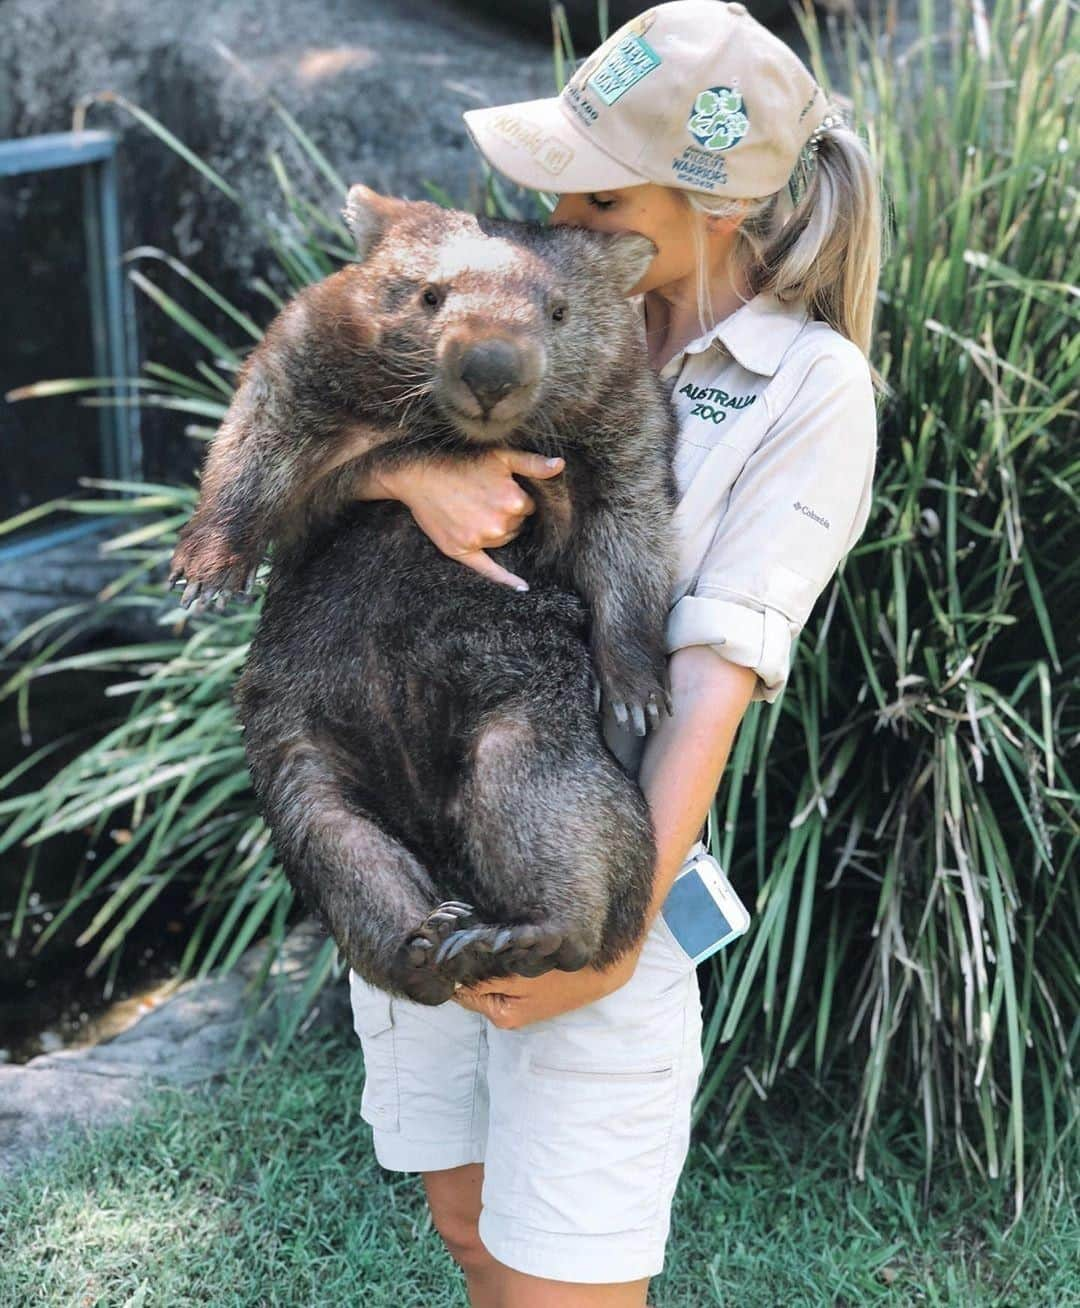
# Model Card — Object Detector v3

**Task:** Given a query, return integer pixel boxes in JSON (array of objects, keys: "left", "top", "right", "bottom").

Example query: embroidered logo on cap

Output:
[
  {"left": 587, "top": 33, "right": 662, "bottom": 105},
  {"left": 687, "top": 87, "right": 750, "bottom": 152}
]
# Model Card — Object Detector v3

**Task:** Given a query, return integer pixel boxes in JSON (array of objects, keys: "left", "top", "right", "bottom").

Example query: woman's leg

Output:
[
  {"left": 422, "top": 1163, "right": 502, "bottom": 1308},
  {"left": 495, "top": 1267, "right": 650, "bottom": 1307},
  {"left": 350, "top": 912, "right": 701, "bottom": 1307},
  {"left": 422, "top": 1164, "right": 652, "bottom": 1308},
  {"left": 422, "top": 1164, "right": 650, "bottom": 1308},
  {"left": 348, "top": 969, "right": 494, "bottom": 1299},
  {"left": 473, "top": 915, "right": 704, "bottom": 1307}
]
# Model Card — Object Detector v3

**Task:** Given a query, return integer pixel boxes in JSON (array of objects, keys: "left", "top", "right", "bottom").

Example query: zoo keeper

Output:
[{"left": 347, "top": 2, "right": 884, "bottom": 1303}]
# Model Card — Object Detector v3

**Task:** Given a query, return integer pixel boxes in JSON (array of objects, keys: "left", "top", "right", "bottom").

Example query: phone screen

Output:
[{"left": 661, "top": 866, "right": 741, "bottom": 964}]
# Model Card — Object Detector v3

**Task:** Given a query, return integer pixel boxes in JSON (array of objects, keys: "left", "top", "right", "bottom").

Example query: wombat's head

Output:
[{"left": 342, "top": 183, "right": 656, "bottom": 443}]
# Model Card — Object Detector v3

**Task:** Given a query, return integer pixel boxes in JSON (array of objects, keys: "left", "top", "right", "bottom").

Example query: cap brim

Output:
[{"left": 462, "top": 96, "right": 646, "bottom": 194}]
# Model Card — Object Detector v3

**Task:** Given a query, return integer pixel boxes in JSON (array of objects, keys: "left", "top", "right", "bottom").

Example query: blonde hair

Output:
[{"left": 678, "top": 115, "right": 890, "bottom": 396}]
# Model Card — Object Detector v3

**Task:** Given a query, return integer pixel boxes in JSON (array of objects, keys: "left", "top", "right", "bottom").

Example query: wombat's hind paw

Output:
[
  {"left": 395, "top": 900, "right": 478, "bottom": 1004},
  {"left": 436, "top": 922, "right": 593, "bottom": 983},
  {"left": 403, "top": 901, "right": 476, "bottom": 954}
]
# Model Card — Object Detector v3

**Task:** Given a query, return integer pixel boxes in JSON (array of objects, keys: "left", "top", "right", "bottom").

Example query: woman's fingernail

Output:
[
  {"left": 546, "top": 456, "right": 562, "bottom": 466},
  {"left": 515, "top": 582, "right": 529, "bottom": 592}
]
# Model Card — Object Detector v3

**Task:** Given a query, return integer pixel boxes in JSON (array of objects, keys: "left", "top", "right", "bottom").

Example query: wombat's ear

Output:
[
  {"left": 605, "top": 232, "right": 658, "bottom": 296},
  {"left": 343, "top": 183, "right": 406, "bottom": 261}
]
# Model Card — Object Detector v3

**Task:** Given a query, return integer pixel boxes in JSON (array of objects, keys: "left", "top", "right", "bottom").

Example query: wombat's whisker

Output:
[
  {"left": 393, "top": 380, "right": 436, "bottom": 406},
  {"left": 395, "top": 392, "right": 425, "bottom": 432},
  {"left": 394, "top": 420, "right": 467, "bottom": 461}
]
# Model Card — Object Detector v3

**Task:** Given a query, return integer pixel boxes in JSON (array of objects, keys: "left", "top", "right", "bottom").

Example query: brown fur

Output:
[{"left": 170, "top": 186, "right": 681, "bottom": 1002}]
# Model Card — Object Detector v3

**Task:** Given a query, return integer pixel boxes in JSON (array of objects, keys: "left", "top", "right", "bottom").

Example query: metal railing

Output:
[{"left": 0, "top": 129, "right": 140, "bottom": 560}]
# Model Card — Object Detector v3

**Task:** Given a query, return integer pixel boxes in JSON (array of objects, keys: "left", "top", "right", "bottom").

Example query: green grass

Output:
[{"left": 2, "top": 1023, "right": 1075, "bottom": 1308}]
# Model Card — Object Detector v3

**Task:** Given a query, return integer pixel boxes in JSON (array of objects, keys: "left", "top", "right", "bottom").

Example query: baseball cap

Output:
[{"left": 462, "top": 0, "right": 833, "bottom": 199}]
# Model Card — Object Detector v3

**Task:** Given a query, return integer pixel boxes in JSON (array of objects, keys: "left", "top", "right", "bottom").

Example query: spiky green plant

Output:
[
  {"left": 2, "top": 0, "right": 1076, "bottom": 1215},
  {"left": 689, "top": 0, "right": 1079, "bottom": 1217}
]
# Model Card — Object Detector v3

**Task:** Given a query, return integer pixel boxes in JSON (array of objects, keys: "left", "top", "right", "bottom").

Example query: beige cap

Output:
[{"left": 462, "top": 1, "right": 834, "bottom": 199}]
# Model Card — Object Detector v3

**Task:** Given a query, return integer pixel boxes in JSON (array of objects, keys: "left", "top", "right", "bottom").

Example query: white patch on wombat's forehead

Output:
[{"left": 437, "top": 235, "right": 532, "bottom": 280}]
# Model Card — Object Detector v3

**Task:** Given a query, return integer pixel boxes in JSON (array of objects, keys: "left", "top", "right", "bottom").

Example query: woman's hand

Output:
[
  {"left": 378, "top": 448, "right": 566, "bottom": 590},
  {"left": 451, "top": 947, "right": 643, "bottom": 1029}
]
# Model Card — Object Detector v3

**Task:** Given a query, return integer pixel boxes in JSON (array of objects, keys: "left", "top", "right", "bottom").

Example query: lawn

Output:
[{"left": 2, "top": 1021, "right": 1074, "bottom": 1307}]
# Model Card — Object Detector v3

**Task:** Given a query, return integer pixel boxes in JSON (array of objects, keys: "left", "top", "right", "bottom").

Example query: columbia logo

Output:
[{"left": 794, "top": 500, "right": 830, "bottom": 529}]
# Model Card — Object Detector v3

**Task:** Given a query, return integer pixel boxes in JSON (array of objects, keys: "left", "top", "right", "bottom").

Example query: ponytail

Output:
[{"left": 677, "top": 112, "right": 890, "bottom": 396}]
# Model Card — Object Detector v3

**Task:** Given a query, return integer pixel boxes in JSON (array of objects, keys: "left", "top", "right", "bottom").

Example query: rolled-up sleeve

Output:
[{"left": 666, "top": 347, "right": 879, "bottom": 703}]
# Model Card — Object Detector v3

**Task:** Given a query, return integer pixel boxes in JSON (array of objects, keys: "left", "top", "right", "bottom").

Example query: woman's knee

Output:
[
  {"left": 432, "top": 1211, "right": 494, "bottom": 1272},
  {"left": 422, "top": 1163, "right": 494, "bottom": 1271}
]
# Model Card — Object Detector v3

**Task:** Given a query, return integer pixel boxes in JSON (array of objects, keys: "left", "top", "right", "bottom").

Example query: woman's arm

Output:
[
  {"left": 632, "top": 645, "right": 758, "bottom": 933},
  {"left": 351, "top": 449, "right": 566, "bottom": 590},
  {"left": 454, "top": 645, "right": 758, "bottom": 1027}
]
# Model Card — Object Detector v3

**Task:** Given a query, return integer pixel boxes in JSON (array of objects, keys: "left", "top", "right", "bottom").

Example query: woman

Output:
[{"left": 347, "top": 2, "right": 885, "bottom": 1303}]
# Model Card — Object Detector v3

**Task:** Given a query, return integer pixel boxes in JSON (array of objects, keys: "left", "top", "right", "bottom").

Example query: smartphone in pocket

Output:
[{"left": 661, "top": 849, "right": 751, "bottom": 965}]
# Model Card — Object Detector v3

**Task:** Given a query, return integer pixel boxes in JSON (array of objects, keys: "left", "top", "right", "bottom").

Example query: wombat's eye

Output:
[
  {"left": 551, "top": 303, "right": 568, "bottom": 323},
  {"left": 421, "top": 284, "right": 443, "bottom": 309}
]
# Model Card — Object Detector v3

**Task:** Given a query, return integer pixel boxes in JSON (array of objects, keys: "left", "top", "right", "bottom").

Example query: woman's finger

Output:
[
  {"left": 454, "top": 549, "right": 529, "bottom": 590},
  {"left": 497, "top": 449, "right": 565, "bottom": 480}
]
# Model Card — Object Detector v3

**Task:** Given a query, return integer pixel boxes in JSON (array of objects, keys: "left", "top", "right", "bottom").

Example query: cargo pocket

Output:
[
  {"left": 348, "top": 969, "right": 400, "bottom": 1132},
  {"left": 522, "top": 1052, "right": 679, "bottom": 1235}
]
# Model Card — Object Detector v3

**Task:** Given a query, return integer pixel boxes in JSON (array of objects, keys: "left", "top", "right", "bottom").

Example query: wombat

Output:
[{"left": 169, "top": 185, "right": 680, "bottom": 1005}]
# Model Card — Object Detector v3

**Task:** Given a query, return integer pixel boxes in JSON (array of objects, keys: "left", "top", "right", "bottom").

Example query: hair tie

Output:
[{"left": 786, "top": 111, "right": 845, "bottom": 209}]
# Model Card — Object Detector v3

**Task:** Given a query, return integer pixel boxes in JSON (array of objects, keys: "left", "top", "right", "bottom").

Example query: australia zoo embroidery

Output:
[{"left": 678, "top": 381, "right": 758, "bottom": 425}]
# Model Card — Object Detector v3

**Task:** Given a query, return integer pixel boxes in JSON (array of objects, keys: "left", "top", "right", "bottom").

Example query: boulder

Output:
[{"left": 0, "top": 917, "right": 351, "bottom": 1180}]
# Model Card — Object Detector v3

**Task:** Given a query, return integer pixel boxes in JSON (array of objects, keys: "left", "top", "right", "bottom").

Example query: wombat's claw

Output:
[
  {"left": 427, "top": 908, "right": 471, "bottom": 927},
  {"left": 434, "top": 926, "right": 495, "bottom": 965},
  {"left": 589, "top": 670, "right": 602, "bottom": 714},
  {"left": 416, "top": 900, "right": 475, "bottom": 940},
  {"left": 612, "top": 699, "right": 649, "bottom": 736},
  {"left": 180, "top": 581, "right": 203, "bottom": 609},
  {"left": 612, "top": 687, "right": 671, "bottom": 736},
  {"left": 188, "top": 585, "right": 228, "bottom": 617}
]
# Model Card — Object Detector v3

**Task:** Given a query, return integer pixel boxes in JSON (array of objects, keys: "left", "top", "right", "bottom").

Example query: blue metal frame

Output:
[{"left": 0, "top": 129, "right": 141, "bottom": 560}]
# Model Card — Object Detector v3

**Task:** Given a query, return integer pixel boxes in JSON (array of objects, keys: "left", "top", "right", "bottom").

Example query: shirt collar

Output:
[{"left": 632, "top": 288, "right": 810, "bottom": 379}]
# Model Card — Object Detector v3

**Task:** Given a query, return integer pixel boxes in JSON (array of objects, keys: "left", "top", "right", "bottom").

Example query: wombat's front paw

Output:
[
  {"left": 169, "top": 535, "right": 259, "bottom": 614},
  {"left": 394, "top": 900, "right": 476, "bottom": 1004},
  {"left": 594, "top": 653, "right": 674, "bottom": 736}
]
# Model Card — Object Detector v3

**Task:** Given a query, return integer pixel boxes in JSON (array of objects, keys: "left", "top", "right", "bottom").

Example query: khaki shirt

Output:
[{"left": 602, "top": 287, "right": 880, "bottom": 775}]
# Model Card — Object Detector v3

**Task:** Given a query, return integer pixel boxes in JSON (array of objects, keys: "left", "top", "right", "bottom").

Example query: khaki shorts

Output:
[{"left": 348, "top": 908, "right": 704, "bottom": 1285}]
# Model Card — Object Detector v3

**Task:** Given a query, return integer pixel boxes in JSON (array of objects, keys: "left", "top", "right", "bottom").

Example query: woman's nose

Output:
[{"left": 549, "top": 195, "right": 588, "bottom": 228}]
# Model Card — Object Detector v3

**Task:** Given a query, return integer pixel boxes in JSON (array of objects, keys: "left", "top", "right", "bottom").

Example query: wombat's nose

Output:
[{"left": 458, "top": 341, "right": 522, "bottom": 409}]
